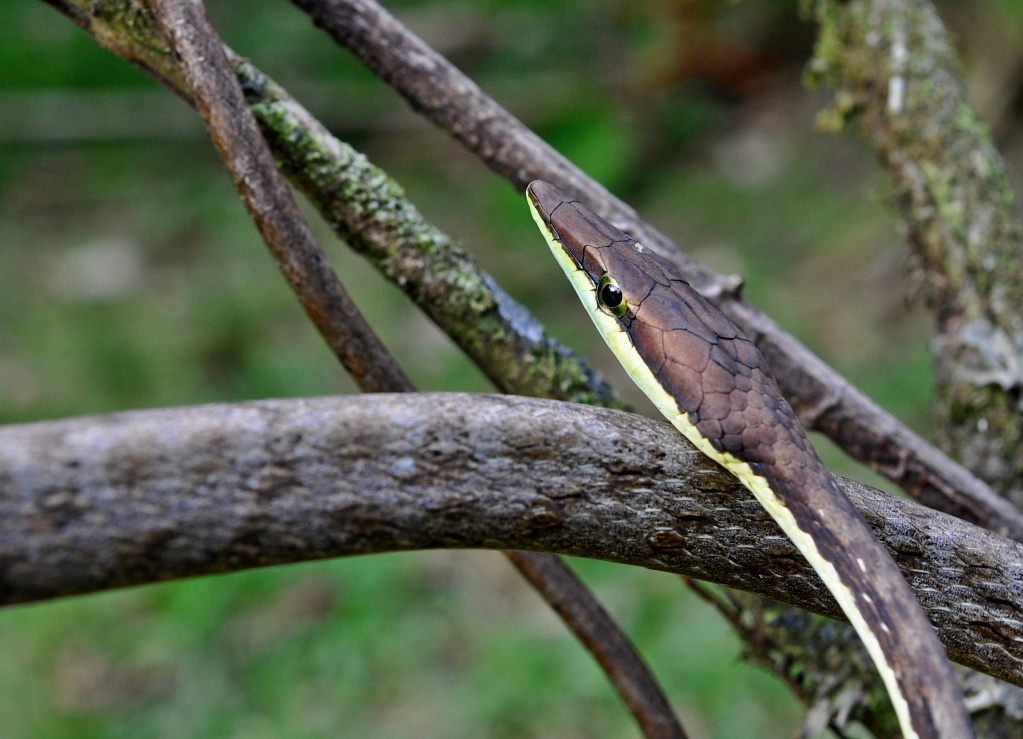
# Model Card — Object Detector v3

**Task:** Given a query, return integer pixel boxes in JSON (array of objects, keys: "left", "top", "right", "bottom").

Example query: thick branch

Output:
[
  {"left": 2, "top": 393, "right": 1023, "bottom": 690},
  {"left": 282, "top": 0, "right": 1021, "bottom": 540}
]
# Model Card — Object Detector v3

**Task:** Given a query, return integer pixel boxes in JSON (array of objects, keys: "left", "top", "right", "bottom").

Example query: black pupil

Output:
[{"left": 600, "top": 283, "right": 623, "bottom": 308}]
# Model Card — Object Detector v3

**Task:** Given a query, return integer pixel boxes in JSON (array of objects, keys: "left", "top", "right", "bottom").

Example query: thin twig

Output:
[
  {"left": 507, "top": 552, "right": 688, "bottom": 739},
  {"left": 1, "top": 393, "right": 1022, "bottom": 688},
  {"left": 144, "top": 4, "right": 681, "bottom": 736},
  {"left": 285, "top": 0, "right": 1023, "bottom": 540},
  {"left": 149, "top": 0, "right": 413, "bottom": 393},
  {"left": 680, "top": 578, "right": 737, "bottom": 624}
]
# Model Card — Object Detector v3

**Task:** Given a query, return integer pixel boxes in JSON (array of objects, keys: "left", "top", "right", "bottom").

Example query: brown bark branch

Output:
[
  {"left": 506, "top": 552, "right": 688, "bottom": 739},
  {"left": 142, "top": 3, "right": 683, "bottom": 736},
  {"left": 148, "top": 0, "right": 412, "bottom": 394},
  {"left": 1, "top": 393, "right": 1023, "bottom": 691},
  {"left": 284, "top": 0, "right": 1023, "bottom": 541}
]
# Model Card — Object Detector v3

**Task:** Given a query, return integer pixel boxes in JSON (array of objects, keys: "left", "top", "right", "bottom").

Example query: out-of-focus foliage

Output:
[{"left": 2, "top": 0, "right": 1022, "bottom": 736}]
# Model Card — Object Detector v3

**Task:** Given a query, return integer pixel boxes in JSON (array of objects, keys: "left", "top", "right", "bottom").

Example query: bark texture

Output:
[{"left": 2, "top": 394, "right": 1023, "bottom": 692}]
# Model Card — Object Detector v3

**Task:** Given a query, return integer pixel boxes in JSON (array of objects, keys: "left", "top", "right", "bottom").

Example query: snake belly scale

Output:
[{"left": 526, "top": 180, "right": 973, "bottom": 739}]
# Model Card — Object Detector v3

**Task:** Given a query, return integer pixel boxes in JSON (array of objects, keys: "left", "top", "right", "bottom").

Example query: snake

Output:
[{"left": 526, "top": 180, "right": 973, "bottom": 739}]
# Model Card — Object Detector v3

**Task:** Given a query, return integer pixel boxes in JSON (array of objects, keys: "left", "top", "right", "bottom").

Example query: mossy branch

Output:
[
  {"left": 807, "top": 0, "right": 1023, "bottom": 510},
  {"left": 43, "top": 0, "right": 621, "bottom": 409}
]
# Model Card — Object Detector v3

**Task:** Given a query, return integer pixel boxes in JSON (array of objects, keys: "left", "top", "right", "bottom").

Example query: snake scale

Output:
[{"left": 527, "top": 180, "right": 974, "bottom": 739}]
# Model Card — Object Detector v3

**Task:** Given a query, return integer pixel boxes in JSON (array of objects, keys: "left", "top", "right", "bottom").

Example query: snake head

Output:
[
  {"left": 526, "top": 180, "right": 665, "bottom": 322},
  {"left": 526, "top": 181, "right": 623, "bottom": 273}
]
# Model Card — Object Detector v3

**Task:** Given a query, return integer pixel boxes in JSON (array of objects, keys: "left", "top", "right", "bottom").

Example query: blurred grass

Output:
[{"left": 3, "top": 0, "right": 1021, "bottom": 736}]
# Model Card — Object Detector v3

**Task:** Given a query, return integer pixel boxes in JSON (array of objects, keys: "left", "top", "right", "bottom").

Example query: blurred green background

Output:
[{"left": 2, "top": 0, "right": 1023, "bottom": 736}]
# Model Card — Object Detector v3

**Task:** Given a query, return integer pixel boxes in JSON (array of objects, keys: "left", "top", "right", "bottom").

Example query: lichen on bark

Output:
[
  {"left": 233, "top": 59, "right": 618, "bottom": 405},
  {"left": 45, "top": 0, "right": 621, "bottom": 408},
  {"left": 805, "top": 0, "right": 1023, "bottom": 508}
]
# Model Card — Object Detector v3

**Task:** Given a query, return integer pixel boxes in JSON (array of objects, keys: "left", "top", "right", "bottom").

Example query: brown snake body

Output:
[{"left": 527, "top": 180, "right": 973, "bottom": 739}]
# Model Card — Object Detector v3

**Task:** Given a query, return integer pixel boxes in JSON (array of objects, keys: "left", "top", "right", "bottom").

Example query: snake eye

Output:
[{"left": 597, "top": 275, "right": 628, "bottom": 318}]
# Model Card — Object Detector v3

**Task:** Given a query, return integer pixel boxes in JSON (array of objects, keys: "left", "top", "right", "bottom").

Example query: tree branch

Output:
[
  {"left": 282, "top": 0, "right": 1021, "bottom": 540},
  {"left": 140, "top": 3, "right": 683, "bottom": 736},
  {"left": 507, "top": 551, "right": 688, "bottom": 739},
  {"left": 808, "top": 0, "right": 1023, "bottom": 511},
  {"left": 148, "top": 0, "right": 412, "bottom": 394},
  {"left": 1, "top": 393, "right": 1022, "bottom": 691},
  {"left": 287, "top": 0, "right": 712, "bottom": 280},
  {"left": 231, "top": 55, "right": 620, "bottom": 407}
]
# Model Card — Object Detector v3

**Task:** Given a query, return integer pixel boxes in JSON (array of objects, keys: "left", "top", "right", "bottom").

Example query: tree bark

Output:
[
  {"left": 809, "top": 0, "right": 1023, "bottom": 509},
  {"left": 2, "top": 393, "right": 1023, "bottom": 692}
]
